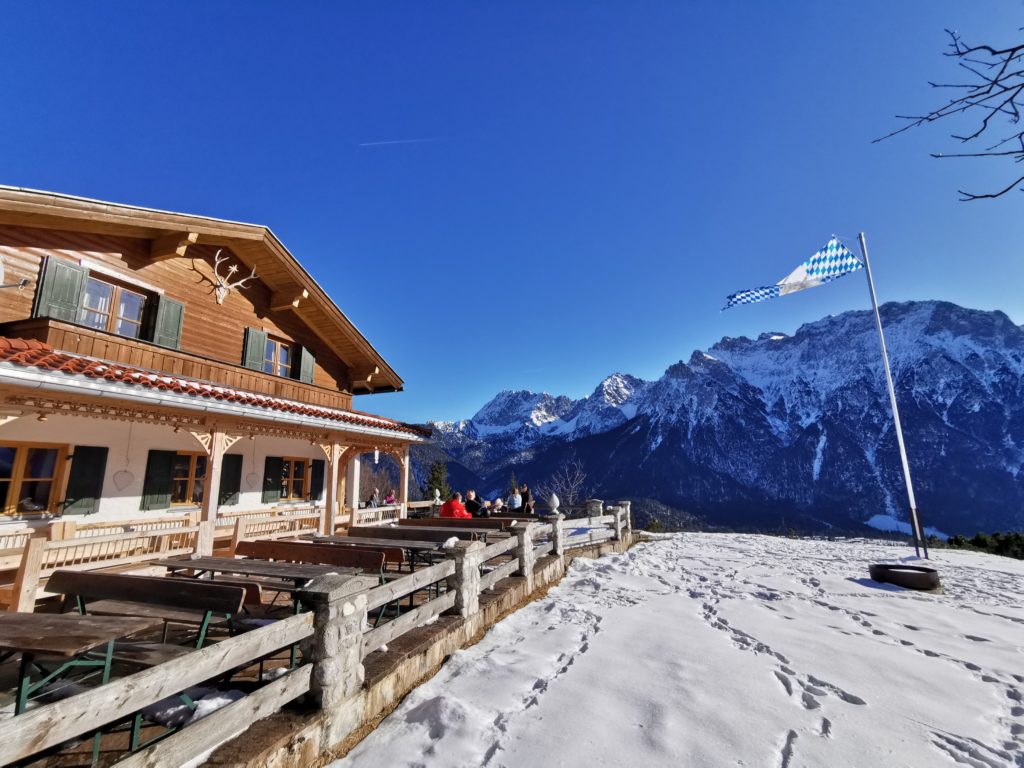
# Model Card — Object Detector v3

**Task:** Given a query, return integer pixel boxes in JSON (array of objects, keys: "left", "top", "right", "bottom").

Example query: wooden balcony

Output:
[{"left": 0, "top": 318, "right": 354, "bottom": 411}]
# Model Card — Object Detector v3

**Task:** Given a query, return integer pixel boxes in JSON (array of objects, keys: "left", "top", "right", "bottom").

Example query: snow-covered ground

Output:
[{"left": 335, "top": 534, "right": 1024, "bottom": 768}]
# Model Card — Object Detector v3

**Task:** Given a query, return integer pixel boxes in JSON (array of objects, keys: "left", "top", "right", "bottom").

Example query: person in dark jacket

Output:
[
  {"left": 464, "top": 489, "right": 486, "bottom": 517},
  {"left": 519, "top": 483, "right": 532, "bottom": 512}
]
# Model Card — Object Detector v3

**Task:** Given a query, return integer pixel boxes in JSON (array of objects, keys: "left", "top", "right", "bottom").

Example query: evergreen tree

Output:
[
  {"left": 508, "top": 470, "right": 518, "bottom": 496},
  {"left": 422, "top": 461, "right": 451, "bottom": 502}
]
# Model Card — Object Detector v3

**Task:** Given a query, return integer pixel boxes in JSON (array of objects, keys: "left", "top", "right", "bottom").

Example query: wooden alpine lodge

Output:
[{"left": 0, "top": 186, "right": 426, "bottom": 545}]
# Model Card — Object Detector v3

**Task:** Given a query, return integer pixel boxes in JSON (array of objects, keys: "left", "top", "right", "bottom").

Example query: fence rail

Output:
[
  {"left": 0, "top": 612, "right": 314, "bottom": 766},
  {"left": 0, "top": 499, "right": 633, "bottom": 766}
]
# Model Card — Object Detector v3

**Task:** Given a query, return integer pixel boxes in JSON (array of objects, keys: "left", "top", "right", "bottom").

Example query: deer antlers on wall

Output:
[{"left": 199, "top": 249, "right": 258, "bottom": 305}]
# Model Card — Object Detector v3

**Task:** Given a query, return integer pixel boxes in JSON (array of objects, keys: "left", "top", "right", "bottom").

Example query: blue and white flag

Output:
[{"left": 723, "top": 238, "right": 863, "bottom": 310}]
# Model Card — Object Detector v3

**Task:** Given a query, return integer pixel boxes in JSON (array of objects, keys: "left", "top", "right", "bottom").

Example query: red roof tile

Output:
[{"left": 0, "top": 338, "right": 429, "bottom": 438}]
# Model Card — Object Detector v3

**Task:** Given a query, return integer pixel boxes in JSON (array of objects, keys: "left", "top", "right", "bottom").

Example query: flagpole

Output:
[{"left": 857, "top": 232, "right": 928, "bottom": 559}]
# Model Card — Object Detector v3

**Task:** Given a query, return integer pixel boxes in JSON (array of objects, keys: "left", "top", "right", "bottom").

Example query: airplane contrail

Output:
[{"left": 358, "top": 137, "right": 446, "bottom": 147}]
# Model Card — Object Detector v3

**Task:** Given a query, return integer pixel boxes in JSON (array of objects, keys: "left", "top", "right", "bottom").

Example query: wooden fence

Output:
[{"left": 0, "top": 500, "right": 632, "bottom": 766}]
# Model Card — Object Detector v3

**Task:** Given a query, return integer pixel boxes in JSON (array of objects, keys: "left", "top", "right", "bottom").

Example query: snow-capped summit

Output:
[{"left": 424, "top": 301, "right": 1024, "bottom": 535}]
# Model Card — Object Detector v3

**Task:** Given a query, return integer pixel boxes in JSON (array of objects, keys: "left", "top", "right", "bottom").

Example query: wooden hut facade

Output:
[{"left": 0, "top": 186, "right": 425, "bottom": 532}]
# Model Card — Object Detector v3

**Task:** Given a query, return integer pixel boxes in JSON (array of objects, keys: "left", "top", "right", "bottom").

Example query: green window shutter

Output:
[
  {"left": 243, "top": 328, "right": 268, "bottom": 371},
  {"left": 261, "top": 456, "right": 283, "bottom": 504},
  {"left": 149, "top": 296, "right": 185, "bottom": 350},
  {"left": 32, "top": 256, "right": 88, "bottom": 322},
  {"left": 63, "top": 446, "right": 108, "bottom": 515},
  {"left": 310, "top": 459, "right": 325, "bottom": 502},
  {"left": 140, "top": 450, "right": 176, "bottom": 511},
  {"left": 294, "top": 346, "right": 316, "bottom": 384},
  {"left": 218, "top": 454, "right": 243, "bottom": 506}
]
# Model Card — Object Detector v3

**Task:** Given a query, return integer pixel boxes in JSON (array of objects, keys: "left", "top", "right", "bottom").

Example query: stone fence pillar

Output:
[
  {"left": 585, "top": 498, "right": 604, "bottom": 522},
  {"left": 515, "top": 523, "right": 537, "bottom": 592},
  {"left": 550, "top": 513, "right": 566, "bottom": 557},
  {"left": 609, "top": 505, "right": 623, "bottom": 541},
  {"left": 298, "top": 573, "right": 378, "bottom": 744},
  {"left": 618, "top": 500, "right": 633, "bottom": 538},
  {"left": 446, "top": 540, "right": 485, "bottom": 616}
]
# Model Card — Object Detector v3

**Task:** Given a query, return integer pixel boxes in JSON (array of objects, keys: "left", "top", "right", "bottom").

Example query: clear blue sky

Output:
[{"left": 1, "top": 2, "right": 1022, "bottom": 423}]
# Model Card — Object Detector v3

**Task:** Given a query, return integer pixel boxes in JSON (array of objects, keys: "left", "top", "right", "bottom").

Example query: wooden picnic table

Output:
[
  {"left": 0, "top": 613, "right": 164, "bottom": 717},
  {"left": 349, "top": 525, "right": 489, "bottom": 543},
  {"left": 153, "top": 557, "right": 357, "bottom": 596},
  {"left": 308, "top": 535, "right": 445, "bottom": 569}
]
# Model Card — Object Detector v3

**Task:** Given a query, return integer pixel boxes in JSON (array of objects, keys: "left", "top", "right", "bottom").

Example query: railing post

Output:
[
  {"left": 607, "top": 505, "right": 622, "bottom": 541},
  {"left": 196, "top": 520, "right": 215, "bottom": 556},
  {"left": 431, "top": 488, "right": 441, "bottom": 518},
  {"left": 446, "top": 540, "right": 485, "bottom": 616},
  {"left": 515, "top": 523, "right": 537, "bottom": 592},
  {"left": 298, "top": 573, "right": 378, "bottom": 743},
  {"left": 551, "top": 513, "right": 565, "bottom": 557},
  {"left": 585, "top": 499, "right": 604, "bottom": 523},
  {"left": 618, "top": 500, "right": 632, "bottom": 539}
]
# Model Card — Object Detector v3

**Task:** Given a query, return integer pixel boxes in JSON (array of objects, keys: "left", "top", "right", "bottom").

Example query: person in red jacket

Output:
[{"left": 440, "top": 491, "right": 471, "bottom": 519}]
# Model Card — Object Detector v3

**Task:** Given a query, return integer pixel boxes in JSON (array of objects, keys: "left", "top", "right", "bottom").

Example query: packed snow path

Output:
[{"left": 335, "top": 534, "right": 1024, "bottom": 767}]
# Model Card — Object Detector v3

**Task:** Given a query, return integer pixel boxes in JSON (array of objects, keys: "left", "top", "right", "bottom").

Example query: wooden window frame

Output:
[
  {"left": 79, "top": 275, "right": 149, "bottom": 340},
  {"left": 0, "top": 441, "right": 69, "bottom": 517},
  {"left": 280, "top": 457, "right": 309, "bottom": 501},
  {"left": 170, "top": 451, "right": 207, "bottom": 507},
  {"left": 263, "top": 337, "right": 293, "bottom": 378}
]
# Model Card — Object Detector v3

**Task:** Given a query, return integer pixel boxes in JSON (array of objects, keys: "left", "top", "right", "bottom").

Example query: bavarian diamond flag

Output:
[{"left": 723, "top": 237, "right": 863, "bottom": 310}]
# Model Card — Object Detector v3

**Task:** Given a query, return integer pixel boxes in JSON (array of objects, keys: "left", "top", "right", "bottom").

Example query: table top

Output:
[
  {"left": 0, "top": 613, "right": 163, "bottom": 657},
  {"left": 310, "top": 535, "right": 445, "bottom": 552},
  {"left": 358, "top": 526, "right": 488, "bottom": 539},
  {"left": 155, "top": 556, "right": 354, "bottom": 582}
]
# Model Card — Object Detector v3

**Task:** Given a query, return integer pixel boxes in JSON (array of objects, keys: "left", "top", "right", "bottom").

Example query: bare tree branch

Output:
[{"left": 877, "top": 28, "right": 1024, "bottom": 199}]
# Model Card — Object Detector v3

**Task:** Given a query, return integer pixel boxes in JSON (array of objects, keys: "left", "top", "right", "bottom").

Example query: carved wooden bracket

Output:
[
  {"left": 151, "top": 231, "right": 198, "bottom": 261},
  {"left": 270, "top": 287, "right": 309, "bottom": 312}
]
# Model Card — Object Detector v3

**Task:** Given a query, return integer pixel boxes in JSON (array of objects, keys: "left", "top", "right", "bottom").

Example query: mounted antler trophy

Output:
[{"left": 199, "top": 249, "right": 258, "bottom": 305}]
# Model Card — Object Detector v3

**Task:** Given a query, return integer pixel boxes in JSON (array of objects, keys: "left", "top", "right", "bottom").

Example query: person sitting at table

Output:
[
  {"left": 508, "top": 487, "right": 522, "bottom": 510},
  {"left": 491, "top": 498, "right": 505, "bottom": 514},
  {"left": 464, "top": 489, "right": 486, "bottom": 518},
  {"left": 440, "top": 491, "right": 471, "bottom": 519},
  {"left": 384, "top": 488, "right": 397, "bottom": 505},
  {"left": 367, "top": 488, "right": 380, "bottom": 508}
]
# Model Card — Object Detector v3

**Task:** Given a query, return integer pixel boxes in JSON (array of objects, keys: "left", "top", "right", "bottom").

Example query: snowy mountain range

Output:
[{"left": 420, "top": 301, "right": 1024, "bottom": 536}]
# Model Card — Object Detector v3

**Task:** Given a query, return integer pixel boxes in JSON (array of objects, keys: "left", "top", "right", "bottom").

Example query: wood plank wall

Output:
[{"left": 0, "top": 225, "right": 355, "bottom": 406}]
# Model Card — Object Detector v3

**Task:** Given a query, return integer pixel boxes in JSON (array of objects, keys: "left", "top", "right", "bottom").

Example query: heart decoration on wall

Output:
[
  {"left": 245, "top": 472, "right": 259, "bottom": 489},
  {"left": 112, "top": 470, "right": 135, "bottom": 492}
]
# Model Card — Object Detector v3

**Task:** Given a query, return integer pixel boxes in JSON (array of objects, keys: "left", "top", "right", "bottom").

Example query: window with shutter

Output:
[
  {"left": 218, "top": 454, "right": 243, "bottom": 506},
  {"left": 243, "top": 328, "right": 269, "bottom": 371},
  {"left": 32, "top": 257, "right": 88, "bottom": 323},
  {"left": 150, "top": 295, "right": 185, "bottom": 349},
  {"left": 309, "top": 459, "right": 326, "bottom": 501},
  {"left": 64, "top": 446, "right": 108, "bottom": 515},
  {"left": 261, "top": 456, "right": 284, "bottom": 504},
  {"left": 140, "top": 450, "right": 176, "bottom": 511},
  {"left": 294, "top": 346, "right": 316, "bottom": 384}
]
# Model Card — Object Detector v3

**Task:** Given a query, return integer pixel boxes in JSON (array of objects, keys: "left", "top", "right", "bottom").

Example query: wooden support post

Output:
[
  {"left": 551, "top": 514, "right": 566, "bottom": 557},
  {"left": 399, "top": 447, "right": 410, "bottom": 520},
  {"left": 515, "top": 523, "right": 537, "bottom": 592},
  {"left": 298, "top": 574, "right": 377, "bottom": 744},
  {"left": 229, "top": 517, "right": 247, "bottom": 556},
  {"left": 345, "top": 455, "right": 361, "bottom": 523},
  {"left": 446, "top": 540, "right": 484, "bottom": 618},
  {"left": 323, "top": 443, "right": 343, "bottom": 534},
  {"left": 11, "top": 537, "right": 46, "bottom": 612},
  {"left": 200, "top": 429, "right": 228, "bottom": 523},
  {"left": 196, "top": 520, "right": 215, "bottom": 557}
]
